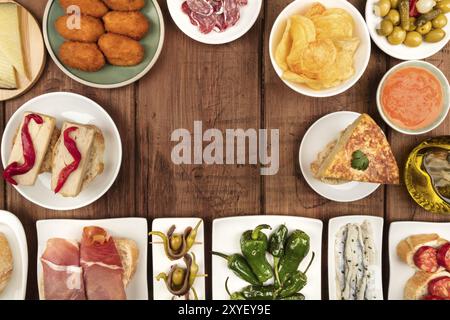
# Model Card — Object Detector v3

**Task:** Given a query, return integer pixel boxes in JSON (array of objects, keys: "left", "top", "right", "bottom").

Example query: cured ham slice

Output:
[
  {"left": 41, "top": 238, "right": 86, "bottom": 300},
  {"left": 80, "top": 226, "right": 126, "bottom": 300}
]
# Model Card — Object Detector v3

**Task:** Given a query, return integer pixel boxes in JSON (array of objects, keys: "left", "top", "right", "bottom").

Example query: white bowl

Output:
[
  {"left": 269, "top": 0, "right": 371, "bottom": 98},
  {"left": 167, "top": 0, "right": 262, "bottom": 45},
  {"left": 376, "top": 60, "right": 450, "bottom": 135},
  {"left": 1, "top": 92, "right": 122, "bottom": 211},
  {"left": 366, "top": 0, "right": 450, "bottom": 60}
]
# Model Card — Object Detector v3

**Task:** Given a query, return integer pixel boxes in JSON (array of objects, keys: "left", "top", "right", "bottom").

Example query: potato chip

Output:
[
  {"left": 275, "top": 19, "right": 292, "bottom": 71},
  {"left": 274, "top": 3, "right": 359, "bottom": 91}
]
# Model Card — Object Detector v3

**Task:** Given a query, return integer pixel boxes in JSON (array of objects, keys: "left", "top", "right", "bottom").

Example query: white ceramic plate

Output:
[
  {"left": 299, "top": 111, "right": 380, "bottom": 202},
  {"left": 366, "top": 0, "right": 450, "bottom": 60},
  {"left": 151, "top": 218, "right": 205, "bottom": 300},
  {"left": 388, "top": 221, "right": 450, "bottom": 300},
  {"left": 167, "top": 0, "right": 262, "bottom": 45},
  {"left": 269, "top": 0, "right": 371, "bottom": 97},
  {"left": 212, "top": 215, "right": 323, "bottom": 300},
  {"left": 1, "top": 92, "right": 122, "bottom": 211},
  {"left": 36, "top": 218, "right": 148, "bottom": 300},
  {"left": 0, "top": 210, "right": 28, "bottom": 300},
  {"left": 328, "top": 215, "right": 384, "bottom": 300}
]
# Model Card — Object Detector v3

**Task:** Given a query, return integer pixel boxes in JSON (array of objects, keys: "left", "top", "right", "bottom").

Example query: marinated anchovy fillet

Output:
[{"left": 335, "top": 221, "right": 378, "bottom": 300}]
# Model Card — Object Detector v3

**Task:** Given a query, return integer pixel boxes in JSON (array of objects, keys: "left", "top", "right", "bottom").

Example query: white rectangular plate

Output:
[
  {"left": 388, "top": 221, "right": 450, "bottom": 300},
  {"left": 0, "top": 210, "right": 28, "bottom": 300},
  {"left": 212, "top": 215, "right": 323, "bottom": 300},
  {"left": 151, "top": 218, "right": 205, "bottom": 300},
  {"left": 328, "top": 215, "right": 384, "bottom": 300},
  {"left": 36, "top": 218, "right": 148, "bottom": 300}
]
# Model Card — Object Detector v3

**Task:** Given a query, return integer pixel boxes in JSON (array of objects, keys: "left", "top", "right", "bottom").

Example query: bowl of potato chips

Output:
[{"left": 270, "top": 0, "right": 371, "bottom": 97}]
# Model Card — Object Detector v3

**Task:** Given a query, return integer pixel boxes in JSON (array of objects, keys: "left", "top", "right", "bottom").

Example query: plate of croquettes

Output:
[{"left": 43, "top": 0, "right": 164, "bottom": 88}]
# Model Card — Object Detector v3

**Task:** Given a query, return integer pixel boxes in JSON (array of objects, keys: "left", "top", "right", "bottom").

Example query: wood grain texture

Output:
[{"left": 0, "top": 0, "right": 449, "bottom": 300}]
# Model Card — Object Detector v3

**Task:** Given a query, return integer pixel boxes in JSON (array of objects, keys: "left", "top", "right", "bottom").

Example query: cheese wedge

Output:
[
  {"left": 312, "top": 114, "right": 400, "bottom": 184},
  {"left": 0, "top": 50, "right": 17, "bottom": 89},
  {"left": 0, "top": 3, "right": 27, "bottom": 79},
  {"left": 7, "top": 113, "right": 56, "bottom": 186},
  {"left": 51, "top": 122, "right": 95, "bottom": 197}
]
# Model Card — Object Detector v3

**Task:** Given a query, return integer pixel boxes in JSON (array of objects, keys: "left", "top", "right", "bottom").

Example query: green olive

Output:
[
  {"left": 408, "top": 17, "right": 417, "bottom": 31},
  {"left": 404, "top": 31, "right": 423, "bottom": 46},
  {"left": 169, "top": 234, "right": 183, "bottom": 251},
  {"left": 377, "top": 19, "right": 395, "bottom": 35},
  {"left": 375, "top": 0, "right": 392, "bottom": 16},
  {"left": 416, "top": 21, "right": 433, "bottom": 34},
  {"left": 388, "top": 26, "right": 407, "bottom": 44},
  {"left": 436, "top": 0, "right": 450, "bottom": 13},
  {"left": 171, "top": 268, "right": 186, "bottom": 287},
  {"left": 386, "top": 9, "right": 401, "bottom": 25},
  {"left": 425, "top": 28, "right": 446, "bottom": 42},
  {"left": 432, "top": 14, "right": 448, "bottom": 28},
  {"left": 390, "top": 0, "right": 400, "bottom": 9}
]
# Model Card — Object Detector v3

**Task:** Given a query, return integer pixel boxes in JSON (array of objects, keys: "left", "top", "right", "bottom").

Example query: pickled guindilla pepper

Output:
[
  {"left": 278, "top": 230, "right": 310, "bottom": 284},
  {"left": 212, "top": 251, "right": 261, "bottom": 285},
  {"left": 240, "top": 224, "right": 273, "bottom": 283}
]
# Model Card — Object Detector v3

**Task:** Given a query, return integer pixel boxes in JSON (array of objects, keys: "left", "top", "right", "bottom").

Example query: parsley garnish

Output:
[{"left": 351, "top": 150, "right": 369, "bottom": 171}]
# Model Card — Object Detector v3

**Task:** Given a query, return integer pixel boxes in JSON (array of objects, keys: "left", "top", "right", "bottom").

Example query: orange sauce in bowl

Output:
[{"left": 381, "top": 67, "right": 443, "bottom": 131}]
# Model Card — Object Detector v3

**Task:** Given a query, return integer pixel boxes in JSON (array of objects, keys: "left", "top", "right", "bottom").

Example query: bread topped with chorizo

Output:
[{"left": 404, "top": 270, "right": 450, "bottom": 300}]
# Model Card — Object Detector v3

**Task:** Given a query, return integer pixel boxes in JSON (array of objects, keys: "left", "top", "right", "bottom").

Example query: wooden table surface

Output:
[{"left": 0, "top": 0, "right": 449, "bottom": 300}]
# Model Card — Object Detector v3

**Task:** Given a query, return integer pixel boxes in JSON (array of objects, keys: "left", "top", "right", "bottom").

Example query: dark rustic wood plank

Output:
[
  {"left": 4, "top": 0, "right": 137, "bottom": 299},
  {"left": 263, "top": 0, "right": 387, "bottom": 299},
  {"left": 136, "top": 0, "right": 263, "bottom": 298}
]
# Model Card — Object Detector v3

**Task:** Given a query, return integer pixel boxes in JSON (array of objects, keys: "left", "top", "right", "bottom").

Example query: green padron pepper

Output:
[
  {"left": 240, "top": 224, "right": 273, "bottom": 283},
  {"left": 278, "top": 293, "right": 305, "bottom": 300},
  {"left": 278, "top": 230, "right": 310, "bottom": 285},
  {"left": 277, "top": 252, "right": 315, "bottom": 299},
  {"left": 225, "top": 277, "right": 275, "bottom": 300},
  {"left": 268, "top": 225, "right": 288, "bottom": 286},
  {"left": 212, "top": 251, "right": 261, "bottom": 285}
]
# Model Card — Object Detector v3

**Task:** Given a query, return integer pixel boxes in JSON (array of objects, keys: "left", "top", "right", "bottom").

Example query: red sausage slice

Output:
[
  {"left": 423, "top": 295, "right": 447, "bottom": 300},
  {"left": 428, "top": 276, "right": 450, "bottom": 299},
  {"left": 437, "top": 243, "right": 450, "bottom": 271},
  {"left": 414, "top": 246, "right": 439, "bottom": 273}
]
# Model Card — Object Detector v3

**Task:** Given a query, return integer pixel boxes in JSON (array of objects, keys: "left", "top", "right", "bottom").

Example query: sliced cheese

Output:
[
  {"left": 7, "top": 113, "right": 56, "bottom": 186},
  {"left": 51, "top": 122, "right": 95, "bottom": 197},
  {"left": 0, "top": 3, "right": 27, "bottom": 79},
  {"left": 0, "top": 49, "right": 17, "bottom": 89}
]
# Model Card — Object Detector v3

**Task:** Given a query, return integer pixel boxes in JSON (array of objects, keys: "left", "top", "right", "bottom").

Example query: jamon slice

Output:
[
  {"left": 80, "top": 226, "right": 126, "bottom": 300},
  {"left": 40, "top": 238, "right": 86, "bottom": 300}
]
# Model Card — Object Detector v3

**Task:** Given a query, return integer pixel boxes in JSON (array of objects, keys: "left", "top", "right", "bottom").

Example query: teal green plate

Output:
[{"left": 43, "top": 0, "right": 164, "bottom": 88}]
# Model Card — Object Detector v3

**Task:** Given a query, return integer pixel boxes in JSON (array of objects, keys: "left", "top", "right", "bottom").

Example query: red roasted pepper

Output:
[
  {"left": 3, "top": 114, "right": 43, "bottom": 185},
  {"left": 54, "top": 127, "right": 81, "bottom": 194},
  {"left": 410, "top": 0, "right": 420, "bottom": 17}
]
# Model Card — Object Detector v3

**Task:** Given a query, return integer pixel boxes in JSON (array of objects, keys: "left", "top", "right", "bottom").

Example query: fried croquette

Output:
[
  {"left": 59, "top": 0, "right": 109, "bottom": 18},
  {"left": 102, "top": 0, "right": 145, "bottom": 11},
  {"left": 59, "top": 41, "right": 106, "bottom": 72},
  {"left": 102, "top": 11, "right": 149, "bottom": 40},
  {"left": 55, "top": 15, "right": 105, "bottom": 42},
  {"left": 98, "top": 33, "right": 144, "bottom": 66}
]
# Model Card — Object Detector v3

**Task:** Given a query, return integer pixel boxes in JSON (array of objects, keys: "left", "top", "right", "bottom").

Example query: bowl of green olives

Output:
[{"left": 366, "top": 0, "right": 450, "bottom": 59}]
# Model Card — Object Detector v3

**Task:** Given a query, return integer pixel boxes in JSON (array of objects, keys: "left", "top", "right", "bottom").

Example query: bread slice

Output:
[
  {"left": 404, "top": 270, "right": 450, "bottom": 300},
  {"left": 7, "top": 113, "right": 56, "bottom": 185},
  {"left": 312, "top": 114, "right": 399, "bottom": 184},
  {"left": 397, "top": 234, "right": 448, "bottom": 268},
  {"left": 114, "top": 238, "right": 139, "bottom": 287},
  {"left": 51, "top": 122, "right": 104, "bottom": 197},
  {"left": 0, "top": 233, "right": 13, "bottom": 294}
]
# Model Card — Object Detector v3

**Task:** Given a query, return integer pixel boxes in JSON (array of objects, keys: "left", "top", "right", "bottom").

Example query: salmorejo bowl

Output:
[{"left": 376, "top": 60, "right": 450, "bottom": 135}]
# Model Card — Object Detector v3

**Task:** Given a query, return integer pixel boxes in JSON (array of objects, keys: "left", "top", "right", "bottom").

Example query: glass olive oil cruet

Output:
[{"left": 405, "top": 136, "right": 450, "bottom": 214}]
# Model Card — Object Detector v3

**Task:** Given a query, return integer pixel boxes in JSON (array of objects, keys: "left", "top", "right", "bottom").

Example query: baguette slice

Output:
[
  {"left": 404, "top": 270, "right": 450, "bottom": 300},
  {"left": 114, "top": 238, "right": 139, "bottom": 287},
  {"left": 51, "top": 122, "right": 104, "bottom": 197},
  {"left": 7, "top": 112, "right": 56, "bottom": 186},
  {"left": 397, "top": 234, "right": 448, "bottom": 268},
  {"left": 0, "top": 233, "right": 13, "bottom": 294}
]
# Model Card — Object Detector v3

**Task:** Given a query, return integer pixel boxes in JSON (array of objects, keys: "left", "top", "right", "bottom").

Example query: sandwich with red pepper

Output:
[
  {"left": 3, "top": 112, "right": 57, "bottom": 186},
  {"left": 51, "top": 121, "right": 105, "bottom": 197}
]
